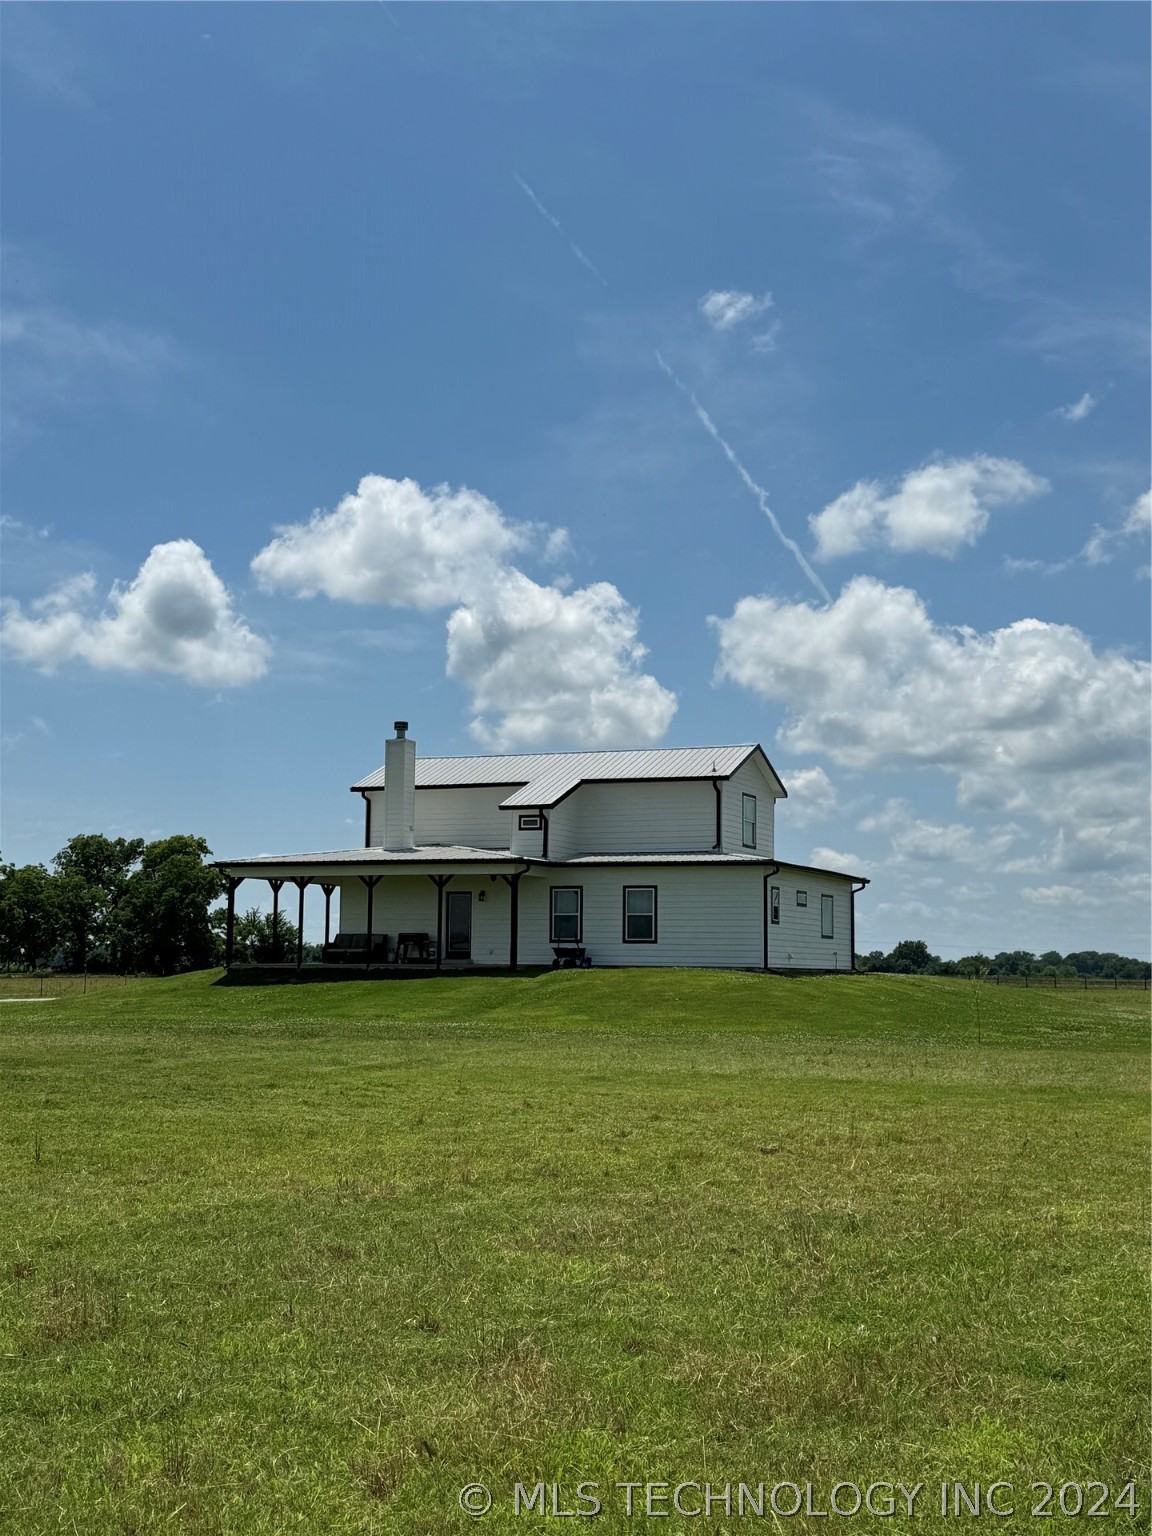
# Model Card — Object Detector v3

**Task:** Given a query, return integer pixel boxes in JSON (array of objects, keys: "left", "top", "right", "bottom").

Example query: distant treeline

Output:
[
  {"left": 858, "top": 939, "right": 1151, "bottom": 981},
  {"left": 0, "top": 834, "right": 223, "bottom": 974}
]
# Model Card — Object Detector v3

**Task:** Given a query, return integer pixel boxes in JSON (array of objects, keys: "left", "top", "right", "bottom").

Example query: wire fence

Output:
[
  {"left": 0, "top": 968, "right": 1147, "bottom": 999},
  {"left": 972, "top": 974, "right": 1149, "bottom": 989},
  {"left": 0, "top": 973, "right": 146, "bottom": 999}
]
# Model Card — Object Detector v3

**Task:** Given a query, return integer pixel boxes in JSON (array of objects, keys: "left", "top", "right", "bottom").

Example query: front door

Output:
[{"left": 445, "top": 891, "right": 472, "bottom": 958}]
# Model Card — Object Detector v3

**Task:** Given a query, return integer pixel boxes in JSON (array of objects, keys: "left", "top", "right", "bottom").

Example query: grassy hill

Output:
[{"left": 0, "top": 970, "right": 1146, "bottom": 1533}]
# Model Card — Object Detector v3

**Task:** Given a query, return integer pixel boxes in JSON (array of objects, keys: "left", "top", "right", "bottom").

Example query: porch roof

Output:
[{"left": 216, "top": 845, "right": 528, "bottom": 871}]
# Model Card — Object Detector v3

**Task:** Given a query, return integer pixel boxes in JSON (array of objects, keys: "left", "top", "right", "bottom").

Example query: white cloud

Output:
[
  {"left": 1002, "top": 555, "right": 1072, "bottom": 577},
  {"left": 809, "top": 847, "right": 867, "bottom": 876},
  {"left": 810, "top": 456, "right": 1048, "bottom": 559},
  {"left": 254, "top": 474, "right": 676, "bottom": 749},
  {"left": 1, "top": 306, "right": 173, "bottom": 427},
  {"left": 782, "top": 765, "right": 838, "bottom": 825},
  {"left": 699, "top": 290, "right": 773, "bottom": 332},
  {"left": 713, "top": 575, "right": 1150, "bottom": 873},
  {"left": 1, "top": 541, "right": 269, "bottom": 687},
  {"left": 1052, "top": 391, "right": 1097, "bottom": 423},
  {"left": 251, "top": 475, "right": 528, "bottom": 608},
  {"left": 1081, "top": 487, "right": 1151, "bottom": 566},
  {"left": 1022, "top": 885, "right": 1078, "bottom": 906},
  {"left": 447, "top": 569, "right": 677, "bottom": 751},
  {"left": 858, "top": 799, "right": 1022, "bottom": 868}
]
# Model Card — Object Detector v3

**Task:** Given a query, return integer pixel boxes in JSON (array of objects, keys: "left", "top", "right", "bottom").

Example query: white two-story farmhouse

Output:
[{"left": 217, "top": 722, "right": 868, "bottom": 972}]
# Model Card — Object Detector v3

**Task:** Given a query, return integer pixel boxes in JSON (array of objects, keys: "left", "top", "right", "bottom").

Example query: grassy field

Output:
[{"left": 0, "top": 969, "right": 1146, "bottom": 1534}]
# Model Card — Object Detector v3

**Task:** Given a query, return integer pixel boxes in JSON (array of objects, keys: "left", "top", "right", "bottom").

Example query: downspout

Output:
[
  {"left": 850, "top": 880, "right": 868, "bottom": 972},
  {"left": 539, "top": 809, "right": 549, "bottom": 860},
  {"left": 761, "top": 862, "right": 780, "bottom": 971},
  {"left": 712, "top": 779, "right": 722, "bottom": 851},
  {"left": 359, "top": 790, "right": 372, "bottom": 848}
]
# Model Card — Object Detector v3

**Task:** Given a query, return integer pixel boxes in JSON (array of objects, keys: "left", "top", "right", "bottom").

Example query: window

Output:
[
  {"left": 550, "top": 886, "right": 582, "bottom": 943},
  {"left": 518, "top": 814, "right": 542, "bottom": 830},
  {"left": 796, "top": 890, "right": 807, "bottom": 907},
  {"left": 770, "top": 885, "right": 780, "bottom": 925},
  {"left": 742, "top": 793, "right": 757, "bottom": 849},
  {"left": 623, "top": 886, "right": 657, "bottom": 943},
  {"left": 821, "top": 894, "right": 834, "bottom": 939}
]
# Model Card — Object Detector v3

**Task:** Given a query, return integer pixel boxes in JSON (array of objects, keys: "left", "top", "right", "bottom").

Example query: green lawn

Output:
[{"left": 0, "top": 970, "right": 1146, "bottom": 1534}]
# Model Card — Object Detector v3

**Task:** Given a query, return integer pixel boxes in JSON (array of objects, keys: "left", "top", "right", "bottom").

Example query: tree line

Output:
[
  {"left": 2, "top": 837, "right": 1148, "bottom": 977},
  {"left": 857, "top": 938, "right": 1151, "bottom": 980},
  {"left": 0, "top": 834, "right": 303, "bottom": 974}
]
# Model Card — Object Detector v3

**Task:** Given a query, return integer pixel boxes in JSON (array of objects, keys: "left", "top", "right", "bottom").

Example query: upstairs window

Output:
[
  {"left": 821, "top": 894, "right": 834, "bottom": 939},
  {"left": 796, "top": 890, "right": 808, "bottom": 907},
  {"left": 550, "top": 886, "right": 582, "bottom": 943},
  {"left": 770, "top": 885, "right": 781, "bottom": 925},
  {"left": 623, "top": 886, "right": 657, "bottom": 943},
  {"left": 518, "top": 814, "right": 542, "bottom": 830},
  {"left": 742, "top": 793, "right": 757, "bottom": 849}
]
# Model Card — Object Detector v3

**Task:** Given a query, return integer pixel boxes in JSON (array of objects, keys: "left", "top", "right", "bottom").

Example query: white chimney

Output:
[{"left": 383, "top": 720, "right": 416, "bottom": 851}]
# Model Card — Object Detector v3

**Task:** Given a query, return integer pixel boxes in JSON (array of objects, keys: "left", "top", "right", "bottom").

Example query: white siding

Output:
[
  {"left": 548, "top": 779, "right": 716, "bottom": 856},
  {"left": 766, "top": 873, "right": 854, "bottom": 971},
  {"left": 414, "top": 786, "right": 515, "bottom": 849},
  {"left": 516, "top": 865, "right": 764, "bottom": 969},
  {"left": 543, "top": 795, "right": 581, "bottom": 861},
  {"left": 337, "top": 874, "right": 514, "bottom": 963},
  {"left": 721, "top": 757, "right": 777, "bottom": 858}
]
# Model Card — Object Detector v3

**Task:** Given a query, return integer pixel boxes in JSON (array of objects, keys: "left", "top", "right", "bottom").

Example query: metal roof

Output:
[
  {"left": 352, "top": 743, "right": 785, "bottom": 807},
  {"left": 217, "top": 845, "right": 523, "bottom": 869}
]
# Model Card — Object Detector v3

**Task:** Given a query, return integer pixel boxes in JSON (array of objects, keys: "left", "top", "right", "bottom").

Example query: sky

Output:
[{"left": 1, "top": 2, "right": 1149, "bottom": 959}]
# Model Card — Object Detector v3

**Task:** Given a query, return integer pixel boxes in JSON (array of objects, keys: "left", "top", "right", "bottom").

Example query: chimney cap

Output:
[{"left": 393, "top": 720, "right": 409, "bottom": 738}]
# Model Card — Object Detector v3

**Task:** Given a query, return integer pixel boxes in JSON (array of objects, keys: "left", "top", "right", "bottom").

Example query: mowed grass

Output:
[{"left": 0, "top": 970, "right": 1146, "bottom": 1535}]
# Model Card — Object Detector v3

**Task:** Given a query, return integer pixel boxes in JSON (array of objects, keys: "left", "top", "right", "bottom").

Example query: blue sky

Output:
[{"left": 2, "top": 3, "right": 1148, "bottom": 958}]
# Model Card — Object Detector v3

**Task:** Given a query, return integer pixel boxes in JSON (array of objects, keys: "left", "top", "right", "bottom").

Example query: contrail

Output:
[
  {"left": 513, "top": 174, "right": 610, "bottom": 289},
  {"left": 654, "top": 350, "right": 831, "bottom": 603},
  {"left": 512, "top": 173, "right": 825, "bottom": 600}
]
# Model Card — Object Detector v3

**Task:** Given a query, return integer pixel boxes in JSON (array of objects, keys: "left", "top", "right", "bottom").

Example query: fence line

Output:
[{"left": 973, "top": 974, "right": 1148, "bottom": 989}]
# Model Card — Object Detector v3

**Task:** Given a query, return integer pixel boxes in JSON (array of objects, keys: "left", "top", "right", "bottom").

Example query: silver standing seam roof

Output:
[{"left": 351, "top": 743, "right": 784, "bottom": 807}]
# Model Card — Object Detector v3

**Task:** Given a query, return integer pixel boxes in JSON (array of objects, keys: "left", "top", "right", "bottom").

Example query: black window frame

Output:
[
  {"left": 622, "top": 885, "right": 658, "bottom": 944},
  {"left": 742, "top": 792, "right": 757, "bottom": 849},
  {"left": 770, "top": 884, "right": 781, "bottom": 925},
  {"left": 549, "top": 885, "right": 583, "bottom": 944},
  {"left": 820, "top": 893, "right": 834, "bottom": 939},
  {"left": 796, "top": 890, "right": 807, "bottom": 907},
  {"left": 517, "top": 813, "right": 542, "bottom": 831}
]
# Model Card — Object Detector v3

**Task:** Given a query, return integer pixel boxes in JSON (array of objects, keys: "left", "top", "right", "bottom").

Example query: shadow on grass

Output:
[{"left": 213, "top": 966, "right": 556, "bottom": 987}]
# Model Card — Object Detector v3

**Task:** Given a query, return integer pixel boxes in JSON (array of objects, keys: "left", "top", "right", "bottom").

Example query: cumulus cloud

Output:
[
  {"left": 713, "top": 574, "right": 1150, "bottom": 873},
  {"left": 782, "top": 765, "right": 838, "bottom": 825},
  {"left": 447, "top": 569, "right": 677, "bottom": 751},
  {"left": 1051, "top": 391, "right": 1097, "bottom": 423},
  {"left": 810, "top": 456, "right": 1049, "bottom": 560},
  {"left": 251, "top": 476, "right": 529, "bottom": 608},
  {"left": 2, "top": 540, "right": 269, "bottom": 686},
  {"left": 254, "top": 474, "right": 675, "bottom": 749},
  {"left": 809, "top": 847, "right": 867, "bottom": 875},
  {"left": 699, "top": 290, "right": 773, "bottom": 332}
]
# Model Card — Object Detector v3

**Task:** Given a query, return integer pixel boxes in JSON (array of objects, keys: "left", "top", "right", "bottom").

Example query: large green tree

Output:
[
  {"left": 113, "top": 836, "right": 225, "bottom": 974},
  {"left": 51, "top": 834, "right": 144, "bottom": 970},
  {"left": 0, "top": 864, "right": 62, "bottom": 971}
]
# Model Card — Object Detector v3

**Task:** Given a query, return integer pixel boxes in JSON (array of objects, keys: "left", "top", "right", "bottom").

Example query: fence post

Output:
[{"left": 40, "top": 975, "right": 44, "bottom": 998}]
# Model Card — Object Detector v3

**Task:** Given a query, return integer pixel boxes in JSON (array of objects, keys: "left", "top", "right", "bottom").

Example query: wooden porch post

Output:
[
  {"left": 359, "top": 874, "right": 382, "bottom": 974},
  {"left": 500, "top": 867, "right": 528, "bottom": 972},
  {"left": 224, "top": 876, "right": 243, "bottom": 968},
  {"left": 320, "top": 883, "right": 336, "bottom": 948},
  {"left": 268, "top": 878, "right": 286, "bottom": 962},
  {"left": 292, "top": 877, "right": 310, "bottom": 970}
]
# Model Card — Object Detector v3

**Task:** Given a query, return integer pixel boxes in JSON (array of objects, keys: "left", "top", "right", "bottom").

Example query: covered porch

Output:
[{"left": 216, "top": 848, "right": 538, "bottom": 973}]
